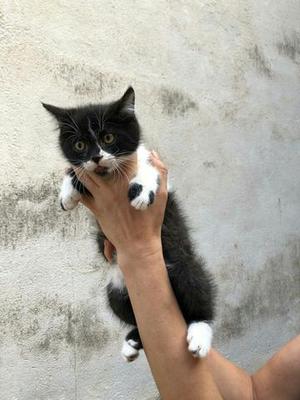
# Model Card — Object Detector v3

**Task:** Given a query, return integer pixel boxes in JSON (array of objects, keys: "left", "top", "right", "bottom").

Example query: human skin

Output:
[{"left": 74, "top": 153, "right": 300, "bottom": 400}]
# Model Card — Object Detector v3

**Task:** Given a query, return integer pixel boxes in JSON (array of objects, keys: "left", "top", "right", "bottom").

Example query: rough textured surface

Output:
[{"left": 0, "top": 0, "right": 300, "bottom": 399}]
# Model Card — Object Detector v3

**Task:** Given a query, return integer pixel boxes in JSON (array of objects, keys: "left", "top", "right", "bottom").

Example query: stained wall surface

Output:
[{"left": 0, "top": 1, "right": 299, "bottom": 399}]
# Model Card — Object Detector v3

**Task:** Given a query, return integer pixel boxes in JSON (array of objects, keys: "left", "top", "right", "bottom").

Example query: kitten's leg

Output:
[
  {"left": 166, "top": 241, "right": 215, "bottom": 358},
  {"left": 121, "top": 327, "right": 143, "bottom": 362},
  {"left": 187, "top": 321, "right": 213, "bottom": 358},
  {"left": 60, "top": 172, "right": 81, "bottom": 211},
  {"left": 128, "top": 146, "right": 160, "bottom": 210}
]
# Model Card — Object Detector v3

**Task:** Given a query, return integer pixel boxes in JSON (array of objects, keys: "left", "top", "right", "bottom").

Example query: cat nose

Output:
[{"left": 92, "top": 155, "right": 103, "bottom": 163}]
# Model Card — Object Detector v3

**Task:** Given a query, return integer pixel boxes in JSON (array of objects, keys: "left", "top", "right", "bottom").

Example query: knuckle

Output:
[
  {"left": 159, "top": 168, "right": 168, "bottom": 180},
  {"left": 161, "top": 166, "right": 168, "bottom": 175},
  {"left": 160, "top": 187, "right": 168, "bottom": 199}
]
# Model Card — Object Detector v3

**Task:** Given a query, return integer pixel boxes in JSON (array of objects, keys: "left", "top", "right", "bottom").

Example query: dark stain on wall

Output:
[
  {"left": 52, "top": 62, "right": 122, "bottom": 97},
  {"left": 216, "top": 238, "right": 300, "bottom": 340},
  {"left": 248, "top": 45, "right": 272, "bottom": 77},
  {"left": 272, "top": 124, "right": 284, "bottom": 141},
  {"left": 0, "top": 294, "right": 109, "bottom": 359},
  {"left": 160, "top": 88, "right": 198, "bottom": 116},
  {"left": 203, "top": 161, "right": 216, "bottom": 169},
  {"left": 0, "top": 174, "right": 90, "bottom": 248},
  {"left": 271, "top": 124, "right": 300, "bottom": 143},
  {"left": 277, "top": 33, "right": 300, "bottom": 61}
]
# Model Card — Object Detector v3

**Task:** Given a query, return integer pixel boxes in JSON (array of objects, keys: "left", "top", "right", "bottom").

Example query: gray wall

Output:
[{"left": 1, "top": 1, "right": 300, "bottom": 399}]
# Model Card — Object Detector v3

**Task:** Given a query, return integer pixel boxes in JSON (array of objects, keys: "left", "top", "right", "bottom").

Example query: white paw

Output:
[
  {"left": 128, "top": 182, "right": 156, "bottom": 210},
  {"left": 187, "top": 322, "right": 212, "bottom": 358},
  {"left": 60, "top": 174, "right": 80, "bottom": 211},
  {"left": 60, "top": 196, "right": 79, "bottom": 211},
  {"left": 121, "top": 339, "right": 140, "bottom": 362}
]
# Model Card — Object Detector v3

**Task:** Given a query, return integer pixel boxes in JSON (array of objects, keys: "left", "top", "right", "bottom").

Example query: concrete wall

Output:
[{"left": 1, "top": 1, "right": 299, "bottom": 399}]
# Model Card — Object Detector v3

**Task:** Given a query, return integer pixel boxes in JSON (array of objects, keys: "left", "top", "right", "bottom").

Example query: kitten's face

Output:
[{"left": 43, "top": 87, "right": 140, "bottom": 175}]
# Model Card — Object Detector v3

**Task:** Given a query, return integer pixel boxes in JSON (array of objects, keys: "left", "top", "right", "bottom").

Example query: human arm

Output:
[
  {"left": 75, "top": 153, "right": 223, "bottom": 400},
  {"left": 120, "top": 245, "right": 224, "bottom": 400},
  {"left": 251, "top": 335, "right": 300, "bottom": 400}
]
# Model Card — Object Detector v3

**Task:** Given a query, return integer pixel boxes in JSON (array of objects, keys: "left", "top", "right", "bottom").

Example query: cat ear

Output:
[
  {"left": 117, "top": 87, "right": 135, "bottom": 114},
  {"left": 42, "top": 103, "right": 68, "bottom": 121}
]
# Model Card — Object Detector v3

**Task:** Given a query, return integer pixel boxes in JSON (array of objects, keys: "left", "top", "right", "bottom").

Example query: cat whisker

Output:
[
  {"left": 66, "top": 113, "right": 80, "bottom": 132},
  {"left": 112, "top": 161, "right": 133, "bottom": 183},
  {"left": 95, "top": 112, "right": 103, "bottom": 131},
  {"left": 60, "top": 121, "right": 79, "bottom": 133}
]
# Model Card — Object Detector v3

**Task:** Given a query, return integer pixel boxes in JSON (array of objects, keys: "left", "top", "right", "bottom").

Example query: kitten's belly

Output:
[{"left": 107, "top": 264, "right": 125, "bottom": 290}]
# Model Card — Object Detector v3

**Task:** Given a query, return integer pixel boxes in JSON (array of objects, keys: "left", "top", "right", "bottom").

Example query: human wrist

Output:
[{"left": 117, "top": 238, "right": 164, "bottom": 272}]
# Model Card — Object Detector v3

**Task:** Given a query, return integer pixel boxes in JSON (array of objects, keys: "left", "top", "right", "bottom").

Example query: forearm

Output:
[
  {"left": 252, "top": 335, "right": 300, "bottom": 400},
  {"left": 207, "top": 350, "right": 253, "bottom": 400},
  {"left": 118, "top": 242, "right": 223, "bottom": 400}
]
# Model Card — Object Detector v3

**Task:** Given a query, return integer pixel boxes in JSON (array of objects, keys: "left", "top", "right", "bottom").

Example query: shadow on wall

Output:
[
  {"left": 0, "top": 293, "right": 110, "bottom": 361},
  {"left": 51, "top": 60, "right": 199, "bottom": 118},
  {"left": 277, "top": 32, "right": 300, "bottom": 61},
  {"left": 216, "top": 238, "right": 300, "bottom": 340},
  {"left": 0, "top": 173, "right": 90, "bottom": 248}
]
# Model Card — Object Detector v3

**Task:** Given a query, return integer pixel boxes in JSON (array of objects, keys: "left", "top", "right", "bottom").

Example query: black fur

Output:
[
  {"left": 98, "top": 191, "right": 216, "bottom": 344},
  {"left": 128, "top": 183, "right": 143, "bottom": 202},
  {"left": 126, "top": 328, "right": 143, "bottom": 349},
  {"left": 43, "top": 87, "right": 216, "bottom": 356},
  {"left": 148, "top": 190, "right": 155, "bottom": 205},
  {"left": 69, "top": 168, "right": 91, "bottom": 195}
]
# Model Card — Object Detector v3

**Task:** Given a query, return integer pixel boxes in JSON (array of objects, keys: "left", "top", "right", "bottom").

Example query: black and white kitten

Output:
[{"left": 43, "top": 87, "right": 216, "bottom": 361}]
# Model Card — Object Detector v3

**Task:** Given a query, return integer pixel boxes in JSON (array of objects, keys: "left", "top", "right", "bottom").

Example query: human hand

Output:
[{"left": 74, "top": 151, "right": 168, "bottom": 265}]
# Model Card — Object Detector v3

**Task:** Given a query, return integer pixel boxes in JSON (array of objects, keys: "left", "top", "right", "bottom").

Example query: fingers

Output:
[
  {"left": 104, "top": 239, "right": 116, "bottom": 263},
  {"left": 150, "top": 150, "right": 168, "bottom": 196},
  {"left": 150, "top": 150, "right": 168, "bottom": 179},
  {"left": 73, "top": 166, "right": 103, "bottom": 193}
]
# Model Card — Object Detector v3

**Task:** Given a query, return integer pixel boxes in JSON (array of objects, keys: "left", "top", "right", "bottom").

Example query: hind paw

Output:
[
  {"left": 187, "top": 322, "right": 212, "bottom": 358},
  {"left": 121, "top": 339, "right": 140, "bottom": 362}
]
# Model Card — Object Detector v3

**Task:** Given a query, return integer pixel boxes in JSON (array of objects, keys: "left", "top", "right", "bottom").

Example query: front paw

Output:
[
  {"left": 60, "top": 173, "right": 81, "bottom": 211},
  {"left": 60, "top": 196, "right": 79, "bottom": 211},
  {"left": 128, "top": 182, "right": 155, "bottom": 210}
]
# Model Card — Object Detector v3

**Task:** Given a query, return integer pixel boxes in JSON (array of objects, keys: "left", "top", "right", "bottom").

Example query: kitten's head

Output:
[{"left": 42, "top": 87, "right": 140, "bottom": 175}]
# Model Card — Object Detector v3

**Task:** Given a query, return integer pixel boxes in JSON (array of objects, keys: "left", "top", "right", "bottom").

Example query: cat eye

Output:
[
  {"left": 74, "top": 141, "right": 87, "bottom": 152},
  {"left": 103, "top": 133, "right": 115, "bottom": 145}
]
